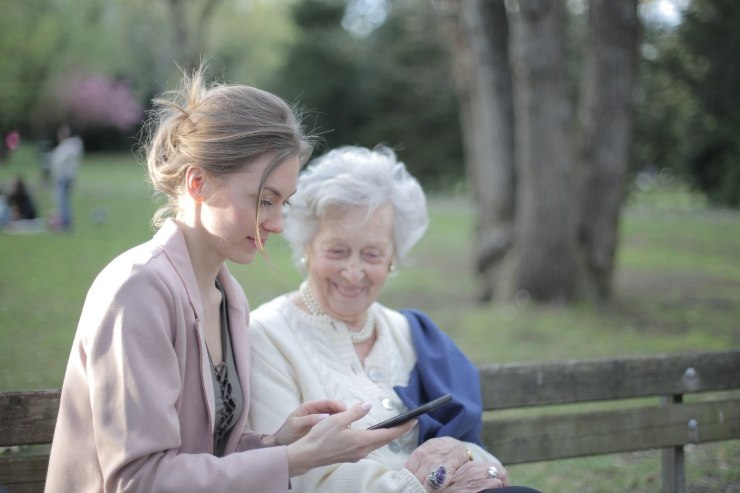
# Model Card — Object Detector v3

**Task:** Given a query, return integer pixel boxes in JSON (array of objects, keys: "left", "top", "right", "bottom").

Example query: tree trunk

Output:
[
  {"left": 576, "top": 0, "right": 640, "bottom": 300},
  {"left": 164, "top": 0, "right": 223, "bottom": 69},
  {"left": 438, "top": 0, "right": 515, "bottom": 302},
  {"left": 439, "top": 0, "right": 639, "bottom": 304},
  {"left": 506, "top": 0, "right": 578, "bottom": 302},
  {"left": 166, "top": 0, "right": 191, "bottom": 67}
]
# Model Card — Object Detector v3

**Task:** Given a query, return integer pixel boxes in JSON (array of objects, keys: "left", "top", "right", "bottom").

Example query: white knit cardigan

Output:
[{"left": 247, "top": 294, "right": 496, "bottom": 492}]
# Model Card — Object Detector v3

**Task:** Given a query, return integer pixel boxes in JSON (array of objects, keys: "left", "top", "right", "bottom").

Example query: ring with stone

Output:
[
  {"left": 488, "top": 465, "right": 499, "bottom": 479},
  {"left": 427, "top": 464, "right": 447, "bottom": 489}
]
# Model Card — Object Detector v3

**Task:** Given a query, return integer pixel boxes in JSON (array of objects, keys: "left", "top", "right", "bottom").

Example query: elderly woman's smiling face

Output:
[{"left": 305, "top": 204, "right": 394, "bottom": 328}]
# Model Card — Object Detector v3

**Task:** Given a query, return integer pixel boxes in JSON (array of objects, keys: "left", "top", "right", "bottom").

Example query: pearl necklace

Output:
[{"left": 299, "top": 281, "right": 376, "bottom": 344}]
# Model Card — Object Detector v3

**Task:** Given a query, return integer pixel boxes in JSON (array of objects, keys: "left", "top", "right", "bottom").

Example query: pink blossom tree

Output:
[{"left": 58, "top": 73, "right": 144, "bottom": 132}]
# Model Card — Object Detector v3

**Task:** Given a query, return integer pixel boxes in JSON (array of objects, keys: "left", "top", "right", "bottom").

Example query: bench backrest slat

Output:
[
  {"left": 483, "top": 397, "right": 740, "bottom": 464},
  {"left": 0, "top": 455, "right": 49, "bottom": 492},
  {"left": 0, "top": 390, "right": 61, "bottom": 447},
  {"left": 479, "top": 350, "right": 740, "bottom": 410}
]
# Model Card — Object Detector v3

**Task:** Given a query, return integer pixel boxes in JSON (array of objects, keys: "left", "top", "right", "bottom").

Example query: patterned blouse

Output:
[{"left": 210, "top": 278, "right": 244, "bottom": 457}]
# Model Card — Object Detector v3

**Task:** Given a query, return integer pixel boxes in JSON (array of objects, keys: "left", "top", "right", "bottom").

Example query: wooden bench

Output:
[
  {"left": 480, "top": 350, "right": 740, "bottom": 492},
  {"left": 1, "top": 350, "right": 738, "bottom": 492}
]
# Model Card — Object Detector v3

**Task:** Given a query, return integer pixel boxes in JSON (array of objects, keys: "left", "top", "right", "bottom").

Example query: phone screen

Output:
[{"left": 367, "top": 394, "right": 452, "bottom": 430}]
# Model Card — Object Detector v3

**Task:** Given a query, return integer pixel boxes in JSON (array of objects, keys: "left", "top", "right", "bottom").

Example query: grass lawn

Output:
[{"left": 1, "top": 146, "right": 738, "bottom": 492}]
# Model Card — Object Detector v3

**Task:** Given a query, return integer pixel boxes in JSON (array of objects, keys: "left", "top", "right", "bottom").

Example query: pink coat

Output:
[{"left": 45, "top": 220, "right": 289, "bottom": 492}]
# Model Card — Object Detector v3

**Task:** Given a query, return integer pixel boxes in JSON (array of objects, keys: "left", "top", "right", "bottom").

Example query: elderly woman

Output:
[{"left": 247, "top": 146, "right": 541, "bottom": 493}]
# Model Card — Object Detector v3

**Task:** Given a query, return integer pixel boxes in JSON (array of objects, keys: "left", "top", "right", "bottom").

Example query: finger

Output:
[
  {"left": 405, "top": 450, "right": 421, "bottom": 471},
  {"left": 490, "top": 459, "right": 506, "bottom": 473},
  {"left": 494, "top": 465, "right": 509, "bottom": 487},
  {"left": 485, "top": 467, "right": 507, "bottom": 488},
  {"left": 346, "top": 419, "right": 417, "bottom": 460},
  {"left": 291, "top": 413, "right": 331, "bottom": 432},
  {"left": 298, "top": 399, "right": 347, "bottom": 416},
  {"left": 326, "top": 401, "right": 373, "bottom": 428},
  {"left": 500, "top": 471, "right": 510, "bottom": 488}
]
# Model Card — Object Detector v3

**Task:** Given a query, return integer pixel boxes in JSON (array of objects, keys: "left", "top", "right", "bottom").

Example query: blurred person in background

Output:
[
  {"left": 45, "top": 69, "right": 413, "bottom": 493},
  {"left": 49, "top": 123, "right": 83, "bottom": 230},
  {"left": 0, "top": 129, "right": 20, "bottom": 164},
  {"left": 0, "top": 185, "right": 10, "bottom": 228},
  {"left": 3, "top": 175, "right": 45, "bottom": 234},
  {"left": 248, "top": 146, "right": 541, "bottom": 493},
  {"left": 6, "top": 175, "right": 38, "bottom": 222}
]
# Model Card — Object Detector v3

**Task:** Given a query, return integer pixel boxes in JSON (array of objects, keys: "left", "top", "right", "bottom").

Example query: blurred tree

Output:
[
  {"left": 0, "top": 1, "right": 67, "bottom": 136},
  {"left": 632, "top": 22, "right": 693, "bottom": 180},
  {"left": 210, "top": 0, "right": 298, "bottom": 89},
  {"left": 270, "top": 0, "right": 369, "bottom": 152},
  {"left": 439, "top": 0, "right": 515, "bottom": 302},
  {"left": 637, "top": 0, "right": 740, "bottom": 206},
  {"left": 441, "top": 0, "right": 639, "bottom": 303},
  {"left": 271, "top": 0, "right": 463, "bottom": 187},
  {"left": 0, "top": 0, "right": 171, "bottom": 145},
  {"left": 53, "top": 72, "right": 144, "bottom": 151},
  {"left": 507, "top": 0, "right": 580, "bottom": 303},
  {"left": 360, "top": 3, "right": 463, "bottom": 187},
  {"left": 0, "top": 0, "right": 297, "bottom": 150},
  {"left": 575, "top": 0, "right": 640, "bottom": 299},
  {"left": 162, "top": 0, "right": 225, "bottom": 70}
]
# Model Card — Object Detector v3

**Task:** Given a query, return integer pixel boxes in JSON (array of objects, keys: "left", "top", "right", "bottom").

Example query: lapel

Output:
[{"left": 153, "top": 220, "right": 217, "bottom": 427}]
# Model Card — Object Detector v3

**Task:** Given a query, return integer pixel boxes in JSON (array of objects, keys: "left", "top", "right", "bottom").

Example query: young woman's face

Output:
[
  {"left": 200, "top": 154, "right": 300, "bottom": 265},
  {"left": 305, "top": 204, "right": 395, "bottom": 326}
]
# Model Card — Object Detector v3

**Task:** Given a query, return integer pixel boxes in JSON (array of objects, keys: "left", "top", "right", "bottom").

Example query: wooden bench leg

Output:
[
  {"left": 661, "top": 395, "right": 685, "bottom": 493},
  {"left": 662, "top": 445, "right": 685, "bottom": 493}
]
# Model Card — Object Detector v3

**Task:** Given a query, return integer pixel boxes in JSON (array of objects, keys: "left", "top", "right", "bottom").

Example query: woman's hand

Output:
[
  {"left": 404, "top": 437, "right": 471, "bottom": 488},
  {"left": 263, "top": 400, "right": 348, "bottom": 447},
  {"left": 442, "top": 460, "right": 510, "bottom": 491},
  {"left": 285, "top": 401, "right": 417, "bottom": 477}
]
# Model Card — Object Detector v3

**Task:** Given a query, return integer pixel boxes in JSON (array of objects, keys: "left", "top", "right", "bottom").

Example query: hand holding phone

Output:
[{"left": 367, "top": 394, "right": 452, "bottom": 430}]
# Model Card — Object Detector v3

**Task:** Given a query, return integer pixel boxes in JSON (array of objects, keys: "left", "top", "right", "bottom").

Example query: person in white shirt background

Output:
[{"left": 49, "top": 123, "right": 84, "bottom": 230}]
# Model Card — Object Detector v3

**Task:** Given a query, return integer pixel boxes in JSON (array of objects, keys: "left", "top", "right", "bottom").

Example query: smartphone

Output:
[{"left": 367, "top": 394, "right": 452, "bottom": 430}]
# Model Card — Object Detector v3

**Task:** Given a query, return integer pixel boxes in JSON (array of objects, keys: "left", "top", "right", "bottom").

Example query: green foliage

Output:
[
  {"left": 0, "top": 0, "right": 299, "bottom": 148},
  {"left": 293, "top": 0, "right": 346, "bottom": 27},
  {"left": 270, "top": 0, "right": 463, "bottom": 189},
  {"left": 270, "top": 0, "right": 368, "bottom": 149},
  {"left": 1, "top": 0, "right": 737, "bottom": 203},
  {"left": 635, "top": 0, "right": 740, "bottom": 207},
  {"left": 354, "top": 9, "right": 464, "bottom": 188},
  {"left": 210, "top": 1, "right": 298, "bottom": 89},
  {"left": 0, "top": 1, "right": 65, "bottom": 131},
  {"left": 676, "top": 0, "right": 740, "bottom": 206}
]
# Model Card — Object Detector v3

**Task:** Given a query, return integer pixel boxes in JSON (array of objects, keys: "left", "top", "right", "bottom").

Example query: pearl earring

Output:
[
  {"left": 301, "top": 255, "right": 309, "bottom": 269},
  {"left": 388, "top": 262, "right": 395, "bottom": 272}
]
